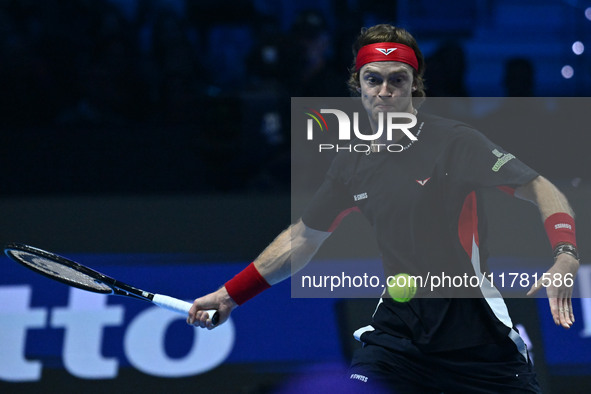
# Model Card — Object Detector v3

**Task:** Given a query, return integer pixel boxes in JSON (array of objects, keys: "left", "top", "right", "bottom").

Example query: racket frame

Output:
[
  {"left": 5, "top": 243, "right": 154, "bottom": 300},
  {"left": 4, "top": 243, "right": 219, "bottom": 325}
]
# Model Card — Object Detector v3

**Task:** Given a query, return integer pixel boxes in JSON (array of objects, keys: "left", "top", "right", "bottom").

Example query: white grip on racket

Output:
[{"left": 152, "top": 294, "right": 218, "bottom": 323}]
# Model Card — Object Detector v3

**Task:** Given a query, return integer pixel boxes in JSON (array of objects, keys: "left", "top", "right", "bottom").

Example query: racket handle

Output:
[{"left": 152, "top": 294, "right": 219, "bottom": 325}]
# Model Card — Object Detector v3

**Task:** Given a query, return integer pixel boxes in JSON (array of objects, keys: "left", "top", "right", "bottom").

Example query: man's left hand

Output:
[{"left": 527, "top": 253, "right": 579, "bottom": 329}]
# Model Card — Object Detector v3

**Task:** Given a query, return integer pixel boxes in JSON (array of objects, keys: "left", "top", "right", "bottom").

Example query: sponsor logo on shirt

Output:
[
  {"left": 350, "top": 373, "right": 369, "bottom": 383},
  {"left": 416, "top": 177, "right": 431, "bottom": 186},
  {"left": 354, "top": 192, "right": 368, "bottom": 201},
  {"left": 491, "top": 149, "right": 515, "bottom": 172},
  {"left": 555, "top": 223, "right": 572, "bottom": 230}
]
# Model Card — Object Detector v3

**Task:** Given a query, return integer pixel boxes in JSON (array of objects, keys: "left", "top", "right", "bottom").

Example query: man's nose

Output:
[{"left": 378, "top": 83, "right": 393, "bottom": 97}]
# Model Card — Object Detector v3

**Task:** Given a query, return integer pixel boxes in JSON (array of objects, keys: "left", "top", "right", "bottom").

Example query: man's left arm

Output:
[{"left": 514, "top": 175, "right": 580, "bottom": 329}]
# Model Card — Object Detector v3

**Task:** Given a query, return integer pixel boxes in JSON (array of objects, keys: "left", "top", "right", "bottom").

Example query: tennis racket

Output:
[{"left": 4, "top": 243, "right": 219, "bottom": 325}]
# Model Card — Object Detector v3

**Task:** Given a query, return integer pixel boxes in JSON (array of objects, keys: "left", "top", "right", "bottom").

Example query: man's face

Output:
[{"left": 358, "top": 61, "right": 416, "bottom": 128}]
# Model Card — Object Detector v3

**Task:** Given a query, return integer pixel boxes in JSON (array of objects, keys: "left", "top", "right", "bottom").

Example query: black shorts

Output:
[{"left": 348, "top": 330, "right": 541, "bottom": 394}]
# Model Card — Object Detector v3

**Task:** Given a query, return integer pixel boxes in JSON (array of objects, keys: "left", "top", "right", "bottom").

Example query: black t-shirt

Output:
[{"left": 302, "top": 112, "right": 539, "bottom": 352}]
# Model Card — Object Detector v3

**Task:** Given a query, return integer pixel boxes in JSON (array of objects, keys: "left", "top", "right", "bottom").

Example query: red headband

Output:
[{"left": 355, "top": 42, "right": 419, "bottom": 71}]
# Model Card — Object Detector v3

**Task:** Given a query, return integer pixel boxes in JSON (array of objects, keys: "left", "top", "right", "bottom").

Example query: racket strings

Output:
[{"left": 9, "top": 250, "right": 111, "bottom": 292}]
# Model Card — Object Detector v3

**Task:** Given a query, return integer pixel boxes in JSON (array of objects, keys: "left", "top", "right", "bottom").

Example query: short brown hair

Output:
[{"left": 348, "top": 24, "right": 426, "bottom": 98}]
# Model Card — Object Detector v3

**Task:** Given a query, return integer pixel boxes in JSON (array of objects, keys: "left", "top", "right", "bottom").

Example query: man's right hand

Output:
[{"left": 187, "top": 286, "right": 238, "bottom": 329}]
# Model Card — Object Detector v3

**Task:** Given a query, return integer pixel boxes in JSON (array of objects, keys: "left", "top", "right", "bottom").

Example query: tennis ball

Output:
[{"left": 387, "top": 273, "right": 417, "bottom": 302}]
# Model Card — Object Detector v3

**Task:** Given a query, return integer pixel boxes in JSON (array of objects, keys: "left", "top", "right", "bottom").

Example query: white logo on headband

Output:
[{"left": 375, "top": 48, "right": 397, "bottom": 55}]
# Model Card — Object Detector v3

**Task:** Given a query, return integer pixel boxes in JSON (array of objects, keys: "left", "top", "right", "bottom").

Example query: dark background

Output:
[
  {"left": 0, "top": 0, "right": 590, "bottom": 197},
  {"left": 1, "top": 1, "right": 591, "bottom": 393}
]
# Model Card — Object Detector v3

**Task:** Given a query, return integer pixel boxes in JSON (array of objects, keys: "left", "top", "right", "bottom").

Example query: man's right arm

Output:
[
  {"left": 253, "top": 218, "right": 332, "bottom": 285},
  {"left": 187, "top": 219, "right": 331, "bottom": 329}
]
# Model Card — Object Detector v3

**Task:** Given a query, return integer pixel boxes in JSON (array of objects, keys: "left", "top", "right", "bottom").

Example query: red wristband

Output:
[
  {"left": 544, "top": 212, "right": 576, "bottom": 249},
  {"left": 224, "top": 263, "right": 271, "bottom": 305}
]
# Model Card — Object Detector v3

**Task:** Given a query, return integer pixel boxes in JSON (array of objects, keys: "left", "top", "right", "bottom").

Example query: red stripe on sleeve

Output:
[
  {"left": 496, "top": 185, "right": 516, "bottom": 196},
  {"left": 327, "top": 207, "right": 360, "bottom": 232}
]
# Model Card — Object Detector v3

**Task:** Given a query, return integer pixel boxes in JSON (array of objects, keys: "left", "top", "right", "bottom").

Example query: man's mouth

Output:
[{"left": 375, "top": 104, "right": 395, "bottom": 110}]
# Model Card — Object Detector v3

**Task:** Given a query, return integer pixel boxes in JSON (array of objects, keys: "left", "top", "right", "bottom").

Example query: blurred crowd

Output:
[
  {"left": 0, "top": 0, "right": 398, "bottom": 128},
  {"left": 0, "top": 0, "right": 403, "bottom": 193},
  {"left": 0, "top": 0, "right": 584, "bottom": 194}
]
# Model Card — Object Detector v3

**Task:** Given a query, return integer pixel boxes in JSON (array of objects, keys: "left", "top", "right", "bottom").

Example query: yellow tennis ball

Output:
[{"left": 387, "top": 273, "right": 417, "bottom": 302}]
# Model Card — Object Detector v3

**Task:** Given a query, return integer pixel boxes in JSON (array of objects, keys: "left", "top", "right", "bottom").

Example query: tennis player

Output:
[{"left": 188, "top": 24, "right": 579, "bottom": 393}]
